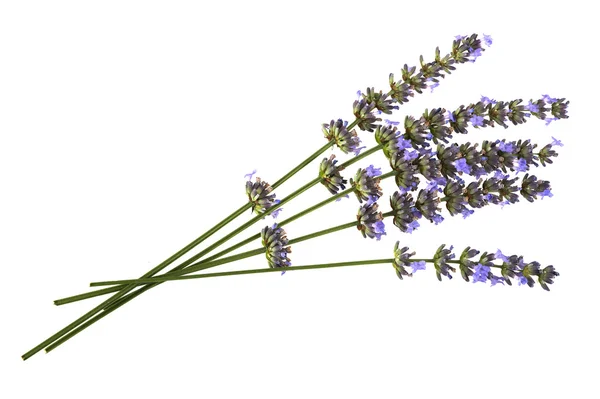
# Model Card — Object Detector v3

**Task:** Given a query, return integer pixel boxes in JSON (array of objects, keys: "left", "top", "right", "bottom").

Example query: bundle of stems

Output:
[{"left": 22, "top": 33, "right": 568, "bottom": 360}]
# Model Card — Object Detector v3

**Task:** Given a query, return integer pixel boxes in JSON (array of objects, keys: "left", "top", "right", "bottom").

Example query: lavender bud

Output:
[
  {"left": 550, "top": 98, "right": 569, "bottom": 119},
  {"left": 361, "top": 87, "right": 399, "bottom": 115},
  {"left": 390, "top": 150, "right": 420, "bottom": 190},
  {"left": 356, "top": 202, "right": 386, "bottom": 240},
  {"left": 442, "top": 180, "right": 468, "bottom": 216},
  {"left": 261, "top": 224, "right": 291, "bottom": 269},
  {"left": 520, "top": 174, "right": 551, "bottom": 202},
  {"left": 415, "top": 188, "right": 441, "bottom": 222},
  {"left": 423, "top": 107, "right": 452, "bottom": 144},
  {"left": 350, "top": 166, "right": 383, "bottom": 203},
  {"left": 352, "top": 99, "right": 381, "bottom": 132},
  {"left": 390, "top": 191, "right": 420, "bottom": 233},
  {"left": 319, "top": 154, "right": 347, "bottom": 195},
  {"left": 458, "top": 246, "right": 481, "bottom": 282},
  {"left": 433, "top": 244, "right": 456, "bottom": 281},
  {"left": 392, "top": 241, "right": 415, "bottom": 280},
  {"left": 246, "top": 176, "right": 277, "bottom": 215},
  {"left": 538, "top": 265, "right": 560, "bottom": 291},
  {"left": 322, "top": 119, "right": 361, "bottom": 155}
]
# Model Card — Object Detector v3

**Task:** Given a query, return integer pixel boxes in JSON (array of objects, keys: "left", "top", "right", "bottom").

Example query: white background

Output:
[{"left": 1, "top": 1, "right": 598, "bottom": 398}]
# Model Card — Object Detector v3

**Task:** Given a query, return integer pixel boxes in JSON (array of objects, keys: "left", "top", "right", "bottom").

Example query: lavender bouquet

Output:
[{"left": 22, "top": 33, "right": 568, "bottom": 360}]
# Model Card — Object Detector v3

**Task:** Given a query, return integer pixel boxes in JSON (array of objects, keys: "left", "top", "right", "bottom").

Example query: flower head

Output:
[
  {"left": 350, "top": 166, "right": 383, "bottom": 203},
  {"left": 261, "top": 224, "right": 291, "bottom": 269},
  {"left": 353, "top": 99, "right": 381, "bottom": 132},
  {"left": 433, "top": 244, "right": 456, "bottom": 281},
  {"left": 322, "top": 119, "right": 362, "bottom": 155},
  {"left": 246, "top": 176, "right": 278, "bottom": 215},
  {"left": 392, "top": 242, "right": 416, "bottom": 279},
  {"left": 357, "top": 202, "right": 386, "bottom": 240},
  {"left": 319, "top": 154, "right": 347, "bottom": 195}
]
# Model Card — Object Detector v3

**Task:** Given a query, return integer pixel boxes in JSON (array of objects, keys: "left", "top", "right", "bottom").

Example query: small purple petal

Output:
[
  {"left": 472, "top": 264, "right": 490, "bottom": 283},
  {"left": 397, "top": 137, "right": 413, "bottom": 151},
  {"left": 365, "top": 165, "right": 382, "bottom": 178},
  {"left": 461, "top": 209, "right": 474, "bottom": 219},
  {"left": 483, "top": 34, "right": 493, "bottom": 47},
  {"left": 411, "top": 261, "right": 427, "bottom": 273},
  {"left": 542, "top": 94, "right": 557, "bottom": 104},
  {"left": 353, "top": 146, "right": 367, "bottom": 156},
  {"left": 551, "top": 136, "right": 564, "bottom": 147},
  {"left": 384, "top": 119, "right": 400, "bottom": 126},
  {"left": 526, "top": 100, "right": 540, "bottom": 113},
  {"left": 470, "top": 115, "right": 484, "bottom": 127},
  {"left": 432, "top": 214, "right": 444, "bottom": 225},
  {"left": 495, "top": 249, "right": 509, "bottom": 263},
  {"left": 490, "top": 275, "right": 505, "bottom": 286},
  {"left": 540, "top": 189, "right": 553, "bottom": 199},
  {"left": 244, "top": 169, "right": 257, "bottom": 180},
  {"left": 514, "top": 158, "right": 528, "bottom": 173},
  {"left": 406, "top": 220, "right": 420, "bottom": 234},
  {"left": 446, "top": 110, "right": 456, "bottom": 123},
  {"left": 454, "top": 158, "right": 472, "bottom": 174},
  {"left": 403, "top": 150, "right": 419, "bottom": 161}
]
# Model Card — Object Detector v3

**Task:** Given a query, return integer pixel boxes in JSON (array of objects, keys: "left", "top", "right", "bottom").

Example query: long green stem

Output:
[
  {"left": 37, "top": 138, "right": 388, "bottom": 355},
  {"left": 54, "top": 167, "right": 394, "bottom": 306},
  {"left": 90, "top": 208, "right": 396, "bottom": 287},
  {"left": 23, "top": 140, "right": 335, "bottom": 360}
]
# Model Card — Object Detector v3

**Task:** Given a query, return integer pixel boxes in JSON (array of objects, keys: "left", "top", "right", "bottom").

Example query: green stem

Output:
[
  {"left": 24, "top": 140, "right": 336, "bottom": 360},
  {"left": 54, "top": 171, "right": 396, "bottom": 305}
]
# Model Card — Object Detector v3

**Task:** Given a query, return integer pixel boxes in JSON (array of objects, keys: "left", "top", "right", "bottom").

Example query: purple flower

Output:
[
  {"left": 490, "top": 275, "right": 505, "bottom": 286},
  {"left": 455, "top": 35, "right": 466, "bottom": 41},
  {"left": 427, "top": 78, "right": 440, "bottom": 92},
  {"left": 365, "top": 165, "right": 382, "bottom": 178},
  {"left": 551, "top": 136, "right": 564, "bottom": 147},
  {"left": 472, "top": 264, "right": 490, "bottom": 283},
  {"left": 514, "top": 158, "right": 528, "bottom": 173},
  {"left": 469, "top": 48, "right": 483, "bottom": 62},
  {"left": 271, "top": 199, "right": 283, "bottom": 219},
  {"left": 425, "top": 176, "right": 447, "bottom": 192},
  {"left": 472, "top": 166, "right": 487, "bottom": 179},
  {"left": 403, "top": 149, "right": 419, "bottom": 161},
  {"left": 384, "top": 119, "right": 400, "bottom": 126},
  {"left": 470, "top": 115, "right": 484, "bottom": 127},
  {"left": 411, "top": 261, "right": 427, "bottom": 274},
  {"left": 542, "top": 94, "right": 557, "bottom": 104},
  {"left": 454, "top": 158, "right": 472, "bottom": 174},
  {"left": 540, "top": 189, "right": 553, "bottom": 199},
  {"left": 461, "top": 209, "right": 474, "bottom": 219},
  {"left": 526, "top": 100, "right": 539, "bottom": 113},
  {"left": 497, "top": 141, "right": 515, "bottom": 153},
  {"left": 544, "top": 117, "right": 559, "bottom": 126},
  {"left": 495, "top": 249, "right": 509, "bottom": 263},
  {"left": 517, "top": 275, "right": 528, "bottom": 286},
  {"left": 356, "top": 90, "right": 362, "bottom": 100},
  {"left": 244, "top": 169, "right": 257, "bottom": 180},
  {"left": 480, "top": 95, "right": 497, "bottom": 105},
  {"left": 446, "top": 111, "right": 455, "bottom": 123},
  {"left": 397, "top": 137, "right": 413, "bottom": 151},
  {"left": 406, "top": 220, "right": 420, "bottom": 234},
  {"left": 493, "top": 170, "right": 508, "bottom": 180},
  {"left": 353, "top": 146, "right": 367, "bottom": 156},
  {"left": 432, "top": 214, "right": 444, "bottom": 225},
  {"left": 373, "top": 220, "right": 386, "bottom": 241},
  {"left": 483, "top": 34, "right": 493, "bottom": 47}
]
